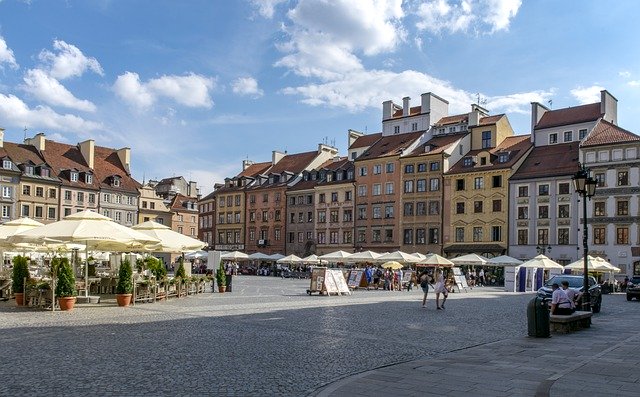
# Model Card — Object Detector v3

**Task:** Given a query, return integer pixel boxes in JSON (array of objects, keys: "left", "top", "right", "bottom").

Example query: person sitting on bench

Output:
[{"left": 551, "top": 283, "right": 575, "bottom": 315}]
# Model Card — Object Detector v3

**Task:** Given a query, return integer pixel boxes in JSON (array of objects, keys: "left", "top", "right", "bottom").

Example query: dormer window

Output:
[
  {"left": 463, "top": 157, "right": 473, "bottom": 167},
  {"left": 327, "top": 173, "right": 333, "bottom": 182},
  {"left": 70, "top": 171, "right": 79, "bottom": 182},
  {"left": 25, "top": 165, "right": 34, "bottom": 175},
  {"left": 498, "top": 153, "right": 509, "bottom": 163},
  {"left": 40, "top": 168, "right": 50, "bottom": 177},
  {"left": 2, "top": 160, "right": 12, "bottom": 169},
  {"left": 112, "top": 176, "right": 121, "bottom": 187}
]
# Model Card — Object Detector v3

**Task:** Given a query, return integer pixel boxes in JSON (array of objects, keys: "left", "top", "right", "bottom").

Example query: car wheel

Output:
[{"left": 628, "top": 295, "right": 633, "bottom": 301}]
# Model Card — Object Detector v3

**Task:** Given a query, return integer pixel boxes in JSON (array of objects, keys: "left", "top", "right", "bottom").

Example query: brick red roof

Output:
[
  {"left": 237, "top": 161, "right": 271, "bottom": 177},
  {"left": 581, "top": 120, "right": 640, "bottom": 147},
  {"left": 350, "top": 133, "right": 382, "bottom": 149},
  {"left": 318, "top": 156, "right": 349, "bottom": 171},
  {"left": 478, "top": 114, "right": 504, "bottom": 126},
  {"left": 535, "top": 103, "right": 602, "bottom": 130},
  {"left": 93, "top": 146, "right": 141, "bottom": 193},
  {"left": 3, "top": 141, "right": 47, "bottom": 167},
  {"left": 269, "top": 150, "right": 317, "bottom": 174},
  {"left": 392, "top": 105, "right": 422, "bottom": 118},
  {"left": 358, "top": 131, "right": 423, "bottom": 160},
  {"left": 434, "top": 114, "right": 468, "bottom": 126},
  {"left": 40, "top": 140, "right": 99, "bottom": 189},
  {"left": 288, "top": 179, "right": 319, "bottom": 191},
  {"left": 511, "top": 142, "right": 579, "bottom": 180},
  {"left": 170, "top": 193, "right": 198, "bottom": 212},
  {"left": 407, "top": 133, "right": 467, "bottom": 157},
  {"left": 448, "top": 135, "right": 532, "bottom": 174}
]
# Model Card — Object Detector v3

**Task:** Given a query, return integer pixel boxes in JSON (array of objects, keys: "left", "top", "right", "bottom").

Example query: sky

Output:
[{"left": 1, "top": 0, "right": 640, "bottom": 195}]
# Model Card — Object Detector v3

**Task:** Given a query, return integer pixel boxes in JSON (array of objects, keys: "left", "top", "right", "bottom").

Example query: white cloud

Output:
[
  {"left": 231, "top": 77, "right": 264, "bottom": 98},
  {"left": 619, "top": 71, "right": 631, "bottom": 78},
  {"left": 0, "top": 36, "right": 19, "bottom": 69},
  {"left": 275, "top": 0, "right": 404, "bottom": 80},
  {"left": 628, "top": 80, "right": 640, "bottom": 87},
  {"left": 570, "top": 85, "right": 604, "bottom": 104},
  {"left": 415, "top": 0, "right": 521, "bottom": 34},
  {"left": 252, "top": 0, "right": 287, "bottom": 18},
  {"left": 113, "top": 71, "right": 215, "bottom": 109},
  {"left": 38, "top": 40, "right": 103, "bottom": 80},
  {"left": 486, "top": 90, "right": 555, "bottom": 114},
  {"left": 22, "top": 69, "right": 97, "bottom": 112},
  {"left": 0, "top": 93, "right": 103, "bottom": 134}
]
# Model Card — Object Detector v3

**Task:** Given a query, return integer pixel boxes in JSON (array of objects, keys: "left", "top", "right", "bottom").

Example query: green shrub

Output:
[
  {"left": 116, "top": 259, "right": 133, "bottom": 294},
  {"left": 146, "top": 256, "right": 166, "bottom": 279},
  {"left": 11, "top": 255, "right": 30, "bottom": 293},
  {"left": 215, "top": 261, "right": 226, "bottom": 287},
  {"left": 54, "top": 257, "right": 76, "bottom": 298},
  {"left": 175, "top": 258, "right": 186, "bottom": 280}
]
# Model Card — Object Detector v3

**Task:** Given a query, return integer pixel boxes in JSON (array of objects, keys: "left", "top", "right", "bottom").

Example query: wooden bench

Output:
[{"left": 549, "top": 311, "right": 592, "bottom": 333}]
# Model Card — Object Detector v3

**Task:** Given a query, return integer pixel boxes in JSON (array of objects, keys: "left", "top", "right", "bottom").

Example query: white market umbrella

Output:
[
  {"left": 411, "top": 253, "right": 428, "bottom": 261},
  {"left": 268, "top": 253, "right": 285, "bottom": 261},
  {"left": 132, "top": 221, "right": 206, "bottom": 253},
  {"left": 416, "top": 254, "right": 454, "bottom": 267},
  {"left": 185, "top": 250, "right": 209, "bottom": 260},
  {"left": 518, "top": 254, "right": 564, "bottom": 270},
  {"left": 450, "top": 253, "right": 489, "bottom": 266},
  {"left": 248, "top": 252, "right": 271, "bottom": 261},
  {"left": 276, "top": 254, "right": 302, "bottom": 264},
  {"left": 0, "top": 218, "right": 45, "bottom": 271},
  {"left": 319, "top": 250, "right": 353, "bottom": 262},
  {"left": 377, "top": 251, "right": 422, "bottom": 264},
  {"left": 347, "top": 250, "right": 382, "bottom": 263},
  {"left": 565, "top": 256, "right": 620, "bottom": 273},
  {"left": 300, "top": 254, "right": 327, "bottom": 265},
  {"left": 488, "top": 255, "right": 523, "bottom": 266},
  {"left": 10, "top": 210, "right": 160, "bottom": 298},
  {"left": 220, "top": 250, "right": 248, "bottom": 260}
]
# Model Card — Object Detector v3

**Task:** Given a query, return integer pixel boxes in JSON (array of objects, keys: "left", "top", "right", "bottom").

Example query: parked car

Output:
[
  {"left": 536, "top": 275, "right": 602, "bottom": 313},
  {"left": 626, "top": 276, "right": 640, "bottom": 301}
]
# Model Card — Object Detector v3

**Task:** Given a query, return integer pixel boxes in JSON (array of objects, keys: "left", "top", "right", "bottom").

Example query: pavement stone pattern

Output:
[{"left": 0, "top": 276, "right": 637, "bottom": 396}]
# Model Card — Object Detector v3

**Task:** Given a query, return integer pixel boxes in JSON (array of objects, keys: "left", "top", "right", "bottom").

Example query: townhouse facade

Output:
[
  {"left": 94, "top": 146, "right": 140, "bottom": 226},
  {"left": 197, "top": 190, "right": 216, "bottom": 250},
  {"left": 285, "top": 178, "right": 317, "bottom": 257},
  {"left": 0, "top": 129, "right": 22, "bottom": 222},
  {"left": 138, "top": 182, "right": 172, "bottom": 225}
]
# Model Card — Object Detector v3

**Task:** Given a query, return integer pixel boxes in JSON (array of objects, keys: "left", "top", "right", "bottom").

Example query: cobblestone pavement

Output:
[{"left": 0, "top": 276, "right": 635, "bottom": 396}]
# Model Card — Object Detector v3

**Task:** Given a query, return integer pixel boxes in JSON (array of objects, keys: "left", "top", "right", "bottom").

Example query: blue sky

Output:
[{"left": 0, "top": 0, "right": 639, "bottom": 195}]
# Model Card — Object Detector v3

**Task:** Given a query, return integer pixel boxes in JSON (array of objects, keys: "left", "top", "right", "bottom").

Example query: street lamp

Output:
[
  {"left": 536, "top": 245, "right": 552, "bottom": 255},
  {"left": 573, "top": 163, "right": 598, "bottom": 311}
]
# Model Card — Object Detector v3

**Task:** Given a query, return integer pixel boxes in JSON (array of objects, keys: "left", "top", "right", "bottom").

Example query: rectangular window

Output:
[
  {"left": 411, "top": 122, "right": 418, "bottom": 131},
  {"left": 318, "top": 211, "right": 326, "bottom": 223},
  {"left": 617, "top": 200, "right": 629, "bottom": 215},
  {"left": 517, "top": 229, "right": 528, "bottom": 245},
  {"left": 261, "top": 210, "right": 268, "bottom": 221},
  {"left": 343, "top": 209, "right": 353, "bottom": 222},
  {"left": 563, "top": 131, "right": 572, "bottom": 142},
  {"left": 404, "top": 180, "right": 414, "bottom": 193},
  {"left": 428, "top": 201, "right": 439, "bottom": 215},
  {"left": 416, "top": 179, "right": 426, "bottom": 192},
  {"left": 372, "top": 184, "right": 381, "bottom": 196},
  {"left": 358, "top": 207, "right": 366, "bottom": 220},
  {"left": 617, "top": 227, "right": 629, "bottom": 244},
  {"left": 404, "top": 202, "right": 414, "bottom": 216},
  {"left": 537, "top": 229, "right": 549, "bottom": 245},
  {"left": 384, "top": 229, "right": 393, "bottom": 242},
  {"left": 2, "top": 205, "right": 10, "bottom": 218},
  {"left": 538, "top": 205, "right": 549, "bottom": 219},
  {"left": 593, "top": 227, "right": 606, "bottom": 245},
  {"left": 2, "top": 186, "right": 11, "bottom": 198},
  {"left": 35, "top": 187, "right": 44, "bottom": 197},
  {"left": 373, "top": 164, "right": 382, "bottom": 174},
  {"left": 35, "top": 206, "right": 43, "bottom": 218},
  {"left": 518, "top": 186, "right": 529, "bottom": 197},
  {"left": 330, "top": 231, "right": 339, "bottom": 244},
  {"left": 417, "top": 163, "right": 426, "bottom": 172},
  {"left": 538, "top": 184, "right": 549, "bottom": 196},
  {"left": 386, "top": 163, "right": 394, "bottom": 173},
  {"left": 473, "top": 227, "right": 483, "bottom": 242},
  {"left": 456, "top": 202, "right": 465, "bottom": 214},
  {"left": 594, "top": 173, "right": 605, "bottom": 187},
  {"left": 372, "top": 229, "right": 381, "bottom": 242},
  {"left": 416, "top": 202, "right": 426, "bottom": 216},
  {"left": 558, "top": 204, "right": 570, "bottom": 218},
  {"left": 429, "top": 162, "right": 440, "bottom": 171},
  {"left": 274, "top": 228, "right": 281, "bottom": 241},
  {"left": 456, "top": 179, "right": 465, "bottom": 191},
  {"left": 558, "top": 182, "right": 570, "bottom": 195},
  {"left": 319, "top": 193, "right": 326, "bottom": 203},
  {"left": 481, "top": 131, "right": 491, "bottom": 148},
  {"left": 594, "top": 202, "right": 605, "bottom": 216},
  {"left": 474, "top": 201, "right": 483, "bottom": 213},
  {"left": 491, "top": 226, "right": 501, "bottom": 242},
  {"left": 416, "top": 228, "right": 426, "bottom": 244},
  {"left": 558, "top": 228, "right": 569, "bottom": 245},
  {"left": 330, "top": 210, "right": 339, "bottom": 223},
  {"left": 331, "top": 192, "right": 338, "bottom": 202},
  {"left": 357, "top": 185, "right": 367, "bottom": 197},
  {"left": 474, "top": 177, "right": 484, "bottom": 189},
  {"left": 372, "top": 206, "right": 381, "bottom": 219},
  {"left": 403, "top": 229, "right": 413, "bottom": 245},
  {"left": 64, "top": 208, "right": 72, "bottom": 217},
  {"left": 518, "top": 207, "right": 528, "bottom": 219},
  {"left": 579, "top": 129, "right": 587, "bottom": 139},
  {"left": 429, "top": 179, "right": 439, "bottom": 191},
  {"left": 77, "top": 192, "right": 84, "bottom": 203},
  {"left": 428, "top": 228, "right": 439, "bottom": 244},
  {"left": 343, "top": 231, "right": 352, "bottom": 244},
  {"left": 404, "top": 164, "right": 414, "bottom": 174},
  {"left": 618, "top": 171, "right": 629, "bottom": 186},
  {"left": 394, "top": 125, "right": 400, "bottom": 134},
  {"left": 22, "top": 185, "right": 31, "bottom": 196},
  {"left": 385, "top": 182, "right": 394, "bottom": 194},
  {"left": 359, "top": 166, "right": 367, "bottom": 176},
  {"left": 455, "top": 227, "right": 464, "bottom": 242},
  {"left": 492, "top": 175, "right": 502, "bottom": 188},
  {"left": 384, "top": 205, "right": 394, "bottom": 218},
  {"left": 492, "top": 200, "right": 502, "bottom": 212},
  {"left": 549, "top": 133, "right": 558, "bottom": 144},
  {"left": 357, "top": 229, "right": 366, "bottom": 243}
]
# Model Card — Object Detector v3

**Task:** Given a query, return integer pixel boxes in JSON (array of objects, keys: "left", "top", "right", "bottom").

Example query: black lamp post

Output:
[
  {"left": 536, "top": 245, "right": 552, "bottom": 255},
  {"left": 572, "top": 164, "right": 598, "bottom": 311}
]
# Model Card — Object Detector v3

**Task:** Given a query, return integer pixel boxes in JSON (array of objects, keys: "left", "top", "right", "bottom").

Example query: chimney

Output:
[
  {"left": 382, "top": 100, "right": 393, "bottom": 120},
  {"left": 116, "top": 147, "right": 131, "bottom": 174},
  {"left": 421, "top": 92, "right": 449, "bottom": 123},
  {"left": 402, "top": 96, "right": 411, "bottom": 117},
  {"left": 600, "top": 90, "right": 618, "bottom": 125},
  {"left": 188, "top": 181, "right": 198, "bottom": 197},
  {"left": 0, "top": 128, "right": 4, "bottom": 148},
  {"left": 272, "top": 150, "right": 286, "bottom": 165},
  {"left": 242, "top": 159, "right": 254, "bottom": 171},
  {"left": 530, "top": 102, "right": 549, "bottom": 133},
  {"left": 469, "top": 104, "right": 489, "bottom": 127},
  {"left": 25, "top": 132, "right": 46, "bottom": 151},
  {"left": 78, "top": 139, "right": 95, "bottom": 169},
  {"left": 348, "top": 129, "right": 364, "bottom": 148}
]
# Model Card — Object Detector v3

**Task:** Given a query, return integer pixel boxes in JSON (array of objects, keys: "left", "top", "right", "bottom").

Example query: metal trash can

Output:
[{"left": 527, "top": 297, "right": 550, "bottom": 338}]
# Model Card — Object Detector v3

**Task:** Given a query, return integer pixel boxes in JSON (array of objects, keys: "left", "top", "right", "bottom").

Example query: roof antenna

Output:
[
  {"left": 548, "top": 99, "right": 553, "bottom": 109},
  {"left": 23, "top": 126, "right": 27, "bottom": 141}
]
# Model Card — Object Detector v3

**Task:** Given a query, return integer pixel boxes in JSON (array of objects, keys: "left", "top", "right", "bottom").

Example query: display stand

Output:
[
  {"left": 346, "top": 269, "right": 369, "bottom": 290},
  {"left": 452, "top": 267, "right": 469, "bottom": 292},
  {"left": 307, "top": 267, "right": 351, "bottom": 296}
]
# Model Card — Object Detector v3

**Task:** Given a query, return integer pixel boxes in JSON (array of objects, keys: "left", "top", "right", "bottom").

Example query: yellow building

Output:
[
  {"left": 138, "top": 183, "right": 172, "bottom": 225},
  {"left": 443, "top": 115, "right": 532, "bottom": 258}
]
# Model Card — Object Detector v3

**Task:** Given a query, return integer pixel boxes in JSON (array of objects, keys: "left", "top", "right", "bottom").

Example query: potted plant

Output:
[
  {"left": 216, "top": 261, "right": 227, "bottom": 293},
  {"left": 54, "top": 257, "right": 76, "bottom": 311},
  {"left": 11, "top": 255, "right": 30, "bottom": 306},
  {"left": 116, "top": 259, "right": 133, "bottom": 307}
]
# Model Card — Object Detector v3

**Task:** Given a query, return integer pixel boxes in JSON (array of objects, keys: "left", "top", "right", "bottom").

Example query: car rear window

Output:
[
  {"left": 631, "top": 277, "right": 640, "bottom": 284},
  {"left": 544, "top": 276, "right": 583, "bottom": 288}
]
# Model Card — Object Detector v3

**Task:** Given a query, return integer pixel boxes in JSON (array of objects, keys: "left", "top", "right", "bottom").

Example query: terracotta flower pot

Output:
[
  {"left": 14, "top": 292, "right": 24, "bottom": 306},
  {"left": 58, "top": 296, "right": 76, "bottom": 311},
  {"left": 218, "top": 285, "right": 226, "bottom": 293},
  {"left": 116, "top": 293, "right": 132, "bottom": 307}
]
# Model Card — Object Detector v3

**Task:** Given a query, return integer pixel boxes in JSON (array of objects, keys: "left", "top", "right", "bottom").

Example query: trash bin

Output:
[{"left": 527, "top": 297, "right": 550, "bottom": 337}]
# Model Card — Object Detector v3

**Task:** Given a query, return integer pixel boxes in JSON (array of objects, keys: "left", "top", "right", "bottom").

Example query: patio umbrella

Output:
[
  {"left": 132, "top": 221, "right": 206, "bottom": 253},
  {"left": 411, "top": 253, "right": 428, "bottom": 261},
  {"left": 268, "top": 253, "right": 285, "bottom": 261},
  {"left": 518, "top": 254, "right": 564, "bottom": 270},
  {"left": 9, "top": 210, "right": 160, "bottom": 297},
  {"left": 318, "top": 250, "right": 353, "bottom": 262},
  {"left": 0, "top": 217, "right": 44, "bottom": 271},
  {"left": 565, "top": 256, "right": 620, "bottom": 273},
  {"left": 381, "top": 261, "right": 403, "bottom": 270},
  {"left": 185, "top": 250, "right": 208, "bottom": 260},
  {"left": 416, "top": 254, "right": 454, "bottom": 267},
  {"left": 450, "top": 253, "right": 489, "bottom": 266},
  {"left": 300, "top": 254, "right": 327, "bottom": 265},
  {"left": 488, "top": 255, "right": 523, "bottom": 266},
  {"left": 248, "top": 252, "right": 271, "bottom": 261},
  {"left": 276, "top": 254, "right": 302, "bottom": 264},
  {"left": 377, "top": 251, "right": 422, "bottom": 264},
  {"left": 347, "top": 250, "right": 382, "bottom": 263},
  {"left": 220, "top": 250, "right": 249, "bottom": 260}
]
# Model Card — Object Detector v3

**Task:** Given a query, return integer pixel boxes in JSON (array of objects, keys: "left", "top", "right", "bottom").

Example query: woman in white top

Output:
[{"left": 434, "top": 269, "right": 448, "bottom": 310}]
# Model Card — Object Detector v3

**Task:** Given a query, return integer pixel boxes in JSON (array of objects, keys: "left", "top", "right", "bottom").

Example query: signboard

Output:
[
  {"left": 328, "top": 269, "right": 351, "bottom": 295},
  {"left": 452, "top": 267, "right": 468, "bottom": 292},
  {"left": 323, "top": 270, "right": 338, "bottom": 294},
  {"left": 208, "top": 251, "right": 221, "bottom": 270},
  {"left": 347, "top": 270, "right": 364, "bottom": 288}
]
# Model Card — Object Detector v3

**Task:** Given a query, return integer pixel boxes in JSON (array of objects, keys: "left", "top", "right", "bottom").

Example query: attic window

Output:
[
  {"left": 463, "top": 157, "right": 473, "bottom": 167},
  {"left": 41, "top": 168, "right": 50, "bottom": 177},
  {"left": 112, "top": 176, "right": 121, "bottom": 187},
  {"left": 85, "top": 173, "right": 93, "bottom": 184},
  {"left": 2, "top": 160, "right": 12, "bottom": 169},
  {"left": 70, "top": 171, "right": 79, "bottom": 182},
  {"left": 498, "top": 153, "right": 509, "bottom": 163},
  {"left": 25, "top": 165, "right": 34, "bottom": 175}
]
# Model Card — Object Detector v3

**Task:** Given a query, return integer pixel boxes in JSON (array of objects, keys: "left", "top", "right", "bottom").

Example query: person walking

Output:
[
  {"left": 419, "top": 270, "right": 431, "bottom": 308},
  {"left": 434, "top": 269, "right": 448, "bottom": 310}
]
